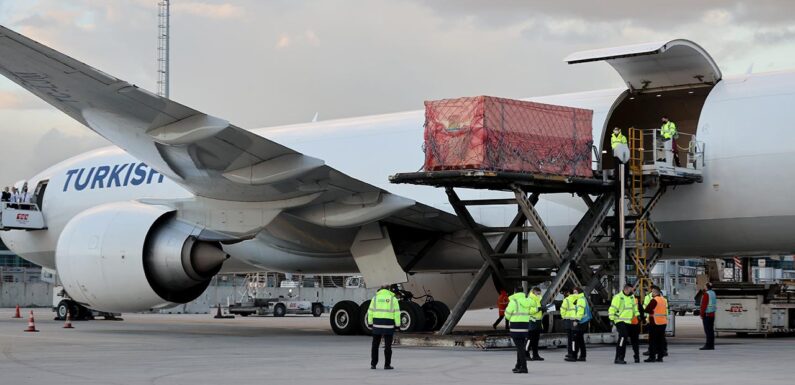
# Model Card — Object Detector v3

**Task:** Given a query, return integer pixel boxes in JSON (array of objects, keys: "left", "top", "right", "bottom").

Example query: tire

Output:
[
  {"left": 358, "top": 300, "right": 373, "bottom": 336},
  {"left": 678, "top": 310, "right": 686, "bottom": 316},
  {"left": 312, "top": 303, "right": 324, "bottom": 317},
  {"left": 75, "top": 304, "right": 90, "bottom": 320},
  {"left": 422, "top": 301, "right": 451, "bottom": 331},
  {"left": 56, "top": 300, "right": 70, "bottom": 321},
  {"left": 330, "top": 300, "right": 361, "bottom": 335},
  {"left": 398, "top": 301, "right": 426, "bottom": 332},
  {"left": 239, "top": 312, "right": 250, "bottom": 317},
  {"left": 273, "top": 304, "right": 286, "bottom": 317}
]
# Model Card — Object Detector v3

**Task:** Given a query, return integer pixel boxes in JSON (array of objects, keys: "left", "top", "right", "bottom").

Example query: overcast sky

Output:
[{"left": 1, "top": 0, "right": 794, "bottom": 183}]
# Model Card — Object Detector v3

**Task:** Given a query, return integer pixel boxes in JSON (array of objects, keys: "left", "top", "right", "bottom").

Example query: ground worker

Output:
[
  {"left": 493, "top": 289, "right": 509, "bottom": 329},
  {"left": 644, "top": 286, "right": 668, "bottom": 362},
  {"left": 659, "top": 116, "right": 680, "bottom": 166},
  {"left": 525, "top": 287, "right": 544, "bottom": 361},
  {"left": 573, "top": 287, "right": 590, "bottom": 362},
  {"left": 560, "top": 288, "right": 581, "bottom": 362},
  {"left": 367, "top": 285, "right": 401, "bottom": 370},
  {"left": 700, "top": 282, "right": 717, "bottom": 350},
  {"left": 627, "top": 294, "right": 642, "bottom": 363},
  {"left": 505, "top": 287, "right": 532, "bottom": 374},
  {"left": 611, "top": 127, "right": 627, "bottom": 149},
  {"left": 642, "top": 289, "right": 668, "bottom": 357},
  {"left": 609, "top": 284, "right": 639, "bottom": 364}
]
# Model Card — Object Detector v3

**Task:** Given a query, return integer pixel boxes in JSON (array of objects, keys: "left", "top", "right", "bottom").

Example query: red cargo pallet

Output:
[{"left": 423, "top": 96, "right": 593, "bottom": 177}]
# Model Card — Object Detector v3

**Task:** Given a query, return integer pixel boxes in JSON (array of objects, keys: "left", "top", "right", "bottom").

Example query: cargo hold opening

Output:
[{"left": 600, "top": 86, "right": 713, "bottom": 170}]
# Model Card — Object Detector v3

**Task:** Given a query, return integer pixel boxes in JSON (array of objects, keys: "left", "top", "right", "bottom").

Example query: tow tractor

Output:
[{"left": 228, "top": 293, "right": 324, "bottom": 317}]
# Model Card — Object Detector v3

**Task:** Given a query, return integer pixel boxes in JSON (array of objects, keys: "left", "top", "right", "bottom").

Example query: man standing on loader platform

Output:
[
  {"left": 659, "top": 116, "right": 681, "bottom": 166},
  {"left": 367, "top": 285, "right": 401, "bottom": 370},
  {"left": 505, "top": 287, "right": 533, "bottom": 374},
  {"left": 611, "top": 127, "right": 627, "bottom": 149},
  {"left": 610, "top": 284, "right": 640, "bottom": 364}
]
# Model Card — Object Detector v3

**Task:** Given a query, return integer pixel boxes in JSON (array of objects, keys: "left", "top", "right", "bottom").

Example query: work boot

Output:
[
  {"left": 614, "top": 359, "right": 627, "bottom": 365},
  {"left": 384, "top": 365, "right": 394, "bottom": 370},
  {"left": 699, "top": 346, "right": 714, "bottom": 351},
  {"left": 644, "top": 357, "right": 656, "bottom": 363},
  {"left": 657, "top": 357, "right": 664, "bottom": 363},
  {"left": 564, "top": 356, "right": 577, "bottom": 362},
  {"left": 643, "top": 351, "right": 650, "bottom": 356},
  {"left": 662, "top": 352, "right": 668, "bottom": 357},
  {"left": 370, "top": 365, "right": 376, "bottom": 370},
  {"left": 577, "top": 356, "right": 586, "bottom": 362},
  {"left": 634, "top": 355, "right": 640, "bottom": 363},
  {"left": 532, "top": 355, "right": 545, "bottom": 361},
  {"left": 514, "top": 367, "right": 528, "bottom": 374}
]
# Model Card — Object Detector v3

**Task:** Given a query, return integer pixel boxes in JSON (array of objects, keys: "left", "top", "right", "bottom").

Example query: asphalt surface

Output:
[{"left": 0, "top": 308, "right": 791, "bottom": 385}]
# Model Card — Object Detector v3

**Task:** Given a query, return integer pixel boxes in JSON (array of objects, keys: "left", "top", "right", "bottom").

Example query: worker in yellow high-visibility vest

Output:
[
  {"left": 525, "top": 287, "right": 545, "bottom": 361},
  {"left": 367, "top": 285, "right": 402, "bottom": 370},
  {"left": 659, "top": 116, "right": 681, "bottom": 166},
  {"left": 611, "top": 127, "right": 627, "bottom": 150},
  {"left": 609, "top": 284, "right": 640, "bottom": 364},
  {"left": 505, "top": 287, "right": 533, "bottom": 374}
]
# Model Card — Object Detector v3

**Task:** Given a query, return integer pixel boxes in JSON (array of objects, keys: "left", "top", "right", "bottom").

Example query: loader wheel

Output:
[
  {"left": 273, "top": 304, "right": 286, "bottom": 317},
  {"left": 312, "top": 303, "right": 324, "bottom": 317},
  {"left": 330, "top": 301, "right": 361, "bottom": 335}
]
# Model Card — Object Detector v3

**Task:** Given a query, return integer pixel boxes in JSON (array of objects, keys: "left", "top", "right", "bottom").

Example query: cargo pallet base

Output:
[
  {"left": 395, "top": 331, "right": 618, "bottom": 350},
  {"left": 390, "top": 169, "right": 693, "bottom": 335}
]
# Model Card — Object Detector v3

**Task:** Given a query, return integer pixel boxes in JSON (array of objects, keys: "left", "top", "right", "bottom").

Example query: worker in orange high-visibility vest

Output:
[
  {"left": 493, "top": 289, "right": 510, "bottom": 329},
  {"left": 643, "top": 286, "right": 668, "bottom": 362}
]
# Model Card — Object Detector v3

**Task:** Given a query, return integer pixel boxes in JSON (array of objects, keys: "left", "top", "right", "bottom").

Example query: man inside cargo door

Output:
[{"left": 659, "top": 116, "right": 681, "bottom": 167}]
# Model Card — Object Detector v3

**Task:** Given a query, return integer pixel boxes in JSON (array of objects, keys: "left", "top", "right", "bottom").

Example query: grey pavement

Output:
[{"left": 0, "top": 308, "right": 791, "bottom": 385}]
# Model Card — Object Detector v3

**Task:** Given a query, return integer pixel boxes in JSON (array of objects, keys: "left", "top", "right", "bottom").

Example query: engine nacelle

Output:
[{"left": 56, "top": 202, "right": 228, "bottom": 312}]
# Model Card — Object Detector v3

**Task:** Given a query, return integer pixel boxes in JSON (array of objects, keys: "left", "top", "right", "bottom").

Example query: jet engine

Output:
[{"left": 55, "top": 202, "right": 228, "bottom": 312}]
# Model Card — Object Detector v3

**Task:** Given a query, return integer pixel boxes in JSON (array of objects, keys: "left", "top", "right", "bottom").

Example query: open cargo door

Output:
[{"left": 565, "top": 39, "right": 722, "bottom": 93}]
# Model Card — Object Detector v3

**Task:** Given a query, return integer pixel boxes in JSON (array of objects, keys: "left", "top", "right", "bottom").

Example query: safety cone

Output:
[
  {"left": 63, "top": 311, "right": 74, "bottom": 329},
  {"left": 13, "top": 304, "right": 21, "bottom": 318},
  {"left": 24, "top": 310, "right": 39, "bottom": 332},
  {"left": 214, "top": 305, "right": 224, "bottom": 319}
]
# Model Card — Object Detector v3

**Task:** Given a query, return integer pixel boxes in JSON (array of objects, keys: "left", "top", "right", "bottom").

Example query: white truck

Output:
[
  {"left": 714, "top": 282, "right": 795, "bottom": 335},
  {"left": 228, "top": 295, "right": 324, "bottom": 317}
]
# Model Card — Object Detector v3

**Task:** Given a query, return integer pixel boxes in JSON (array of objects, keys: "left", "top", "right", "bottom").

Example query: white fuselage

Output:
[{"left": 4, "top": 70, "right": 795, "bottom": 275}]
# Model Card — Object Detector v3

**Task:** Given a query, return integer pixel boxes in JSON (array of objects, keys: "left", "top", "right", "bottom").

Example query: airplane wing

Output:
[{"left": 0, "top": 25, "right": 462, "bottom": 237}]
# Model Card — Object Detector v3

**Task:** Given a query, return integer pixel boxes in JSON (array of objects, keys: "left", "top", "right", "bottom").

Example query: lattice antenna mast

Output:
[{"left": 157, "top": 0, "right": 170, "bottom": 98}]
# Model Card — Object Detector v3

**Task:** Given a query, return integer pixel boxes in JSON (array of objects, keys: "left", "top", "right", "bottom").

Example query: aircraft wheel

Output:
[
  {"left": 330, "top": 301, "right": 361, "bottom": 335},
  {"left": 399, "top": 301, "right": 426, "bottom": 332},
  {"left": 422, "top": 301, "right": 450, "bottom": 331},
  {"left": 358, "top": 300, "right": 373, "bottom": 336}
]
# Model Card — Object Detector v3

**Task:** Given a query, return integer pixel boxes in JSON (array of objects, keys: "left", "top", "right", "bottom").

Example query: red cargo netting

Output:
[{"left": 423, "top": 96, "right": 594, "bottom": 177}]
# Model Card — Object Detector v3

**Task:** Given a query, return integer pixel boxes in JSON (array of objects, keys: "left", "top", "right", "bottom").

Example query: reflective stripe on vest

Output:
[{"left": 706, "top": 290, "right": 717, "bottom": 313}]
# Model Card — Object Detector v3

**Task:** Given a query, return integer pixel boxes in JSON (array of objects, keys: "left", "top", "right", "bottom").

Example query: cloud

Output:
[
  {"left": 171, "top": 2, "right": 244, "bottom": 20},
  {"left": 0, "top": 91, "right": 48, "bottom": 110}
]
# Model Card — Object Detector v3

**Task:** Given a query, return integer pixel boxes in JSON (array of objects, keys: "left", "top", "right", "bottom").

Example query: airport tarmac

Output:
[{"left": 0, "top": 308, "right": 791, "bottom": 385}]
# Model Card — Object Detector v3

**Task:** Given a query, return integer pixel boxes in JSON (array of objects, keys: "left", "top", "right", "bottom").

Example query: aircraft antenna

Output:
[{"left": 157, "top": 0, "right": 170, "bottom": 98}]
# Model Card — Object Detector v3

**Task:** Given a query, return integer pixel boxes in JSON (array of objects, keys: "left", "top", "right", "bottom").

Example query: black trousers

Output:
[
  {"left": 512, "top": 335, "right": 528, "bottom": 370},
  {"left": 527, "top": 321, "right": 542, "bottom": 357},
  {"left": 493, "top": 315, "right": 507, "bottom": 329},
  {"left": 566, "top": 326, "right": 576, "bottom": 358},
  {"left": 615, "top": 323, "right": 629, "bottom": 361},
  {"left": 371, "top": 334, "right": 393, "bottom": 367},
  {"left": 649, "top": 324, "right": 666, "bottom": 359},
  {"left": 703, "top": 316, "right": 715, "bottom": 348},
  {"left": 627, "top": 323, "right": 640, "bottom": 359},
  {"left": 574, "top": 323, "right": 587, "bottom": 358}
]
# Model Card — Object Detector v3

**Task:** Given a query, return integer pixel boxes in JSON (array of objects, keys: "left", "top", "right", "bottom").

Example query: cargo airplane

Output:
[{"left": 0, "top": 25, "right": 792, "bottom": 334}]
